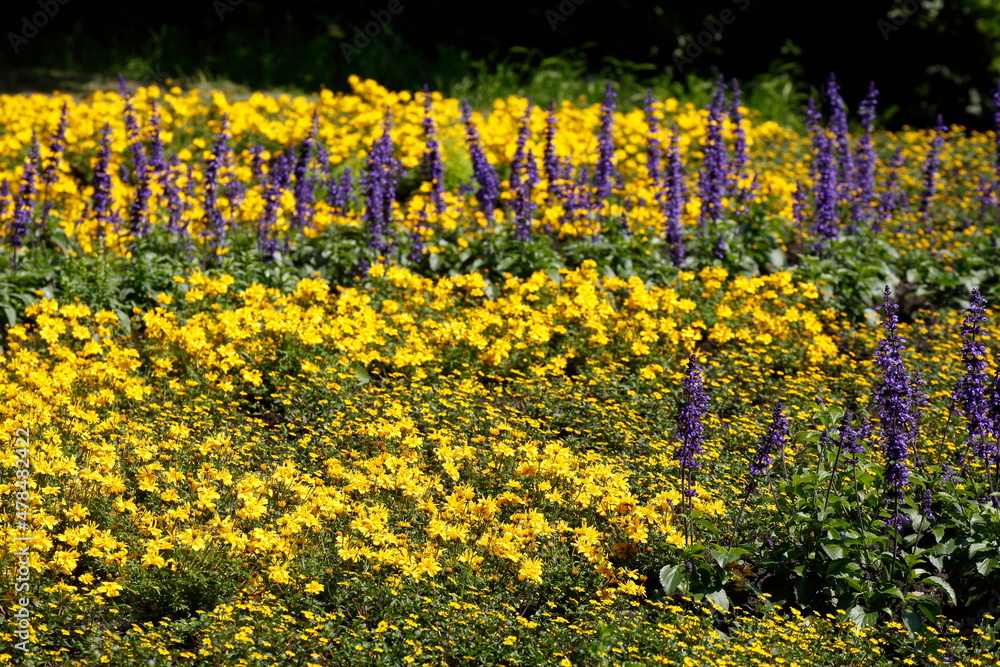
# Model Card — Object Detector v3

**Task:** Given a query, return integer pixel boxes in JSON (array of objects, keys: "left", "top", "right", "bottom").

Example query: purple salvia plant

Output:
[
  {"left": 510, "top": 102, "right": 536, "bottom": 241},
  {"left": 163, "top": 156, "right": 186, "bottom": 238},
  {"left": 664, "top": 129, "right": 686, "bottom": 266},
  {"left": 746, "top": 402, "right": 789, "bottom": 494},
  {"left": 543, "top": 102, "right": 563, "bottom": 204},
  {"left": 460, "top": 100, "right": 500, "bottom": 223},
  {"left": 853, "top": 82, "right": 879, "bottom": 226},
  {"left": 362, "top": 112, "right": 399, "bottom": 253},
  {"left": 872, "top": 286, "right": 920, "bottom": 520},
  {"left": 976, "top": 175, "right": 996, "bottom": 224},
  {"left": 643, "top": 89, "right": 663, "bottom": 187},
  {"left": 699, "top": 77, "right": 728, "bottom": 227},
  {"left": 835, "top": 411, "right": 866, "bottom": 466},
  {"left": 919, "top": 115, "right": 948, "bottom": 225},
  {"left": 675, "top": 354, "right": 710, "bottom": 498},
  {"left": 878, "top": 147, "right": 906, "bottom": 232},
  {"left": 259, "top": 149, "right": 293, "bottom": 263},
  {"left": 994, "top": 79, "right": 1000, "bottom": 189},
  {"left": 147, "top": 100, "right": 167, "bottom": 177},
  {"left": 249, "top": 145, "right": 265, "bottom": 181},
  {"left": 41, "top": 102, "right": 68, "bottom": 190},
  {"left": 292, "top": 115, "right": 317, "bottom": 230},
  {"left": 329, "top": 167, "right": 355, "bottom": 212},
  {"left": 593, "top": 81, "right": 618, "bottom": 208},
  {"left": 825, "top": 74, "right": 854, "bottom": 205},
  {"left": 409, "top": 203, "right": 428, "bottom": 263},
  {"left": 954, "top": 289, "right": 995, "bottom": 469},
  {"left": 420, "top": 87, "right": 446, "bottom": 215},
  {"left": 92, "top": 123, "right": 119, "bottom": 243},
  {"left": 792, "top": 180, "right": 807, "bottom": 241},
  {"left": 7, "top": 144, "right": 39, "bottom": 261},
  {"left": 203, "top": 115, "right": 231, "bottom": 251},
  {"left": 812, "top": 128, "right": 840, "bottom": 245},
  {"left": 728, "top": 78, "right": 749, "bottom": 195}
]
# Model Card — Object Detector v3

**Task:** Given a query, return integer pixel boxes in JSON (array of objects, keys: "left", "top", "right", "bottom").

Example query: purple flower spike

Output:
[
  {"left": 460, "top": 100, "right": 500, "bottom": 223},
  {"left": 593, "top": 81, "right": 618, "bottom": 208},
  {"left": 675, "top": 354, "right": 710, "bottom": 497},
  {"left": 420, "top": 86, "right": 446, "bottom": 215},
  {"left": 872, "top": 286, "right": 921, "bottom": 505},
  {"left": 746, "top": 403, "right": 789, "bottom": 493},
  {"left": 699, "top": 77, "right": 728, "bottom": 227},
  {"left": 955, "top": 289, "right": 995, "bottom": 464},
  {"left": 664, "top": 129, "right": 686, "bottom": 266},
  {"left": 919, "top": 115, "right": 948, "bottom": 225},
  {"left": 362, "top": 111, "right": 399, "bottom": 254}
]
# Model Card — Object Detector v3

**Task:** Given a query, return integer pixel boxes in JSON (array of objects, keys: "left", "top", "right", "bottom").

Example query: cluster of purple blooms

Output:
[
  {"left": 672, "top": 283, "right": 1000, "bottom": 534},
  {"left": 0, "top": 73, "right": 989, "bottom": 274}
]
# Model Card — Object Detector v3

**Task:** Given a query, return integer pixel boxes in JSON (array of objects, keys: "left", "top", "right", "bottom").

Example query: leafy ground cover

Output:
[{"left": 0, "top": 75, "right": 999, "bottom": 664}]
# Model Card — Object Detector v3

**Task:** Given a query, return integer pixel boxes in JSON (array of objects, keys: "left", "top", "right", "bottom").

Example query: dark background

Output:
[{"left": 0, "top": 0, "right": 997, "bottom": 130}]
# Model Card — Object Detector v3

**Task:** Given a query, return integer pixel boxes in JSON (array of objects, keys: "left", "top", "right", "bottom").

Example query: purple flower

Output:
[
  {"left": 644, "top": 89, "right": 663, "bottom": 187},
  {"left": 919, "top": 115, "right": 948, "bottom": 224},
  {"left": 202, "top": 115, "right": 231, "bottom": 251},
  {"left": 593, "top": 81, "right": 618, "bottom": 207},
  {"left": 292, "top": 115, "right": 317, "bottom": 230},
  {"left": 664, "top": 129, "right": 686, "bottom": 266},
  {"left": 249, "top": 145, "right": 265, "bottom": 181},
  {"left": 956, "top": 289, "right": 995, "bottom": 464},
  {"left": 792, "top": 180, "right": 807, "bottom": 233},
  {"left": 329, "top": 167, "right": 355, "bottom": 212},
  {"left": 543, "top": 101, "right": 563, "bottom": 205},
  {"left": 873, "top": 286, "right": 921, "bottom": 503},
  {"left": 409, "top": 203, "right": 428, "bottom": 263},
  {"left": 42, "top": 102, "right": 69, "bottom": 188},
  {"left": 259, "top": 149, "right": 293, "bottom": 263},
  {"left": 728, "top": 78, "right": 749, "bottom": 194},
  {"left": 675, "top": 355, "right": 710, "bottom": 496},
  {"left": 812, "top": 128, "right": 839, "bottom": 244},
  {"left": 921, "top": 488, "right": 935, "bottom": 521},
  {"left": 147, "top": 100, "right": 167, "bottom": 177},
  {"left": 993, "top": 78, "right": 1000, "bottom": 187},
  {"left": 825, "top": 74, "right": 854, "bottom": 206},
  {"left": 362, "top": 111, "right": 399, "bottom": 253},
  {"left": 510, "top": 102, "right": 536, "bottom": 241},
  {"left": 461, "top": 100, "right": 500, "bottom": 223},
  {"left": 699, "top": 77, "right": 728, "bottom": 226},
  {"left": 746, "top": 403, "right": 788, "bottom": 493},
  {"left": 853, "top": 82, "right": 879, "bottom": 226},
  {"left": 420, "top": 87, "right": 446, "bottom": 215},
  {"left": 878, "top": 148, "right": 907, "bottom": 232},
  {"left": 92, "top": 123, "right": 119, "bottom": 242},
  {"left": 163, "top": 156, "right": 187, "bottom": 238},
  {"left": 835, "top": 411, "right": 866, "bottom": 466}
]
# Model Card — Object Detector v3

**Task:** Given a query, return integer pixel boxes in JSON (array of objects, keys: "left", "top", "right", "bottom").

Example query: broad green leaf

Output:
[
  {"left": 923, "top": 576, "right": 957, "bottom": 606},
  {"left": 704, "top": 588, "right": 730, "bottom": 612},
  {"left": 659, "top": 564, "right": 685, "bottom": 596},
  {"left": 821, "top": 543, "right": 844, "bottom": 560},
  {"left": 901, "top": 608, "right": 923, "bottom": 633}
]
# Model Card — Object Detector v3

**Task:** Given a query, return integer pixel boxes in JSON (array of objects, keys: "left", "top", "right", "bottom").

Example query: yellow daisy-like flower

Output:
[{"left": 304, "top": 581, "right": 324, "bottom": 595}]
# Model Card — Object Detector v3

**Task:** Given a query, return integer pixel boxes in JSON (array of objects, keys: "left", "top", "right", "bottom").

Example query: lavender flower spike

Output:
[
  {"left": 954, "top": 289, "right": 994, "bottom": 464},
  {"left": 675, "top": 354, "right": 710, "bottom": 497},
  {"left": 873, "top": 286, "right": 920, "bottom": 506},
  {"left": 746, "top": 403, "right": 789, "bottom": 493}
]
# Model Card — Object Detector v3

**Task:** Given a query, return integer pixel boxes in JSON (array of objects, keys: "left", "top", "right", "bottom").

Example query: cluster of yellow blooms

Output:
[{"left": 0, "top": 78, "right": 998, "bottom": 664}]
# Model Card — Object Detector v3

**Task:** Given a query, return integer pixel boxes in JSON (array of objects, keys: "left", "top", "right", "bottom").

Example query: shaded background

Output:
[{"left": 0, "top": 0, "right": 997, "bottom": 129}]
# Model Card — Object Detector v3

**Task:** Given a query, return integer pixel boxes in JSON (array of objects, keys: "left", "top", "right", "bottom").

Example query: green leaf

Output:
[
  {"left": 922, "top": 576, "right": 957, "bottom": 606},
  {"left": 901, "top": 608, "right": 923, "bottom": 633},
  {"left": 976, "top": 558, "right": 997, "bottom": 576},
  {"left": 659, "top": 564, "right": 685, "bottom": 596},
  {"left": 704, "top": 588, "right": 730, "bottom": 612},
  {"left": 847, "top": 605, "right": 879, "bottom": 627},
  {"left": 820, "top": 543, "right": 844, "bottom": 560}
]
